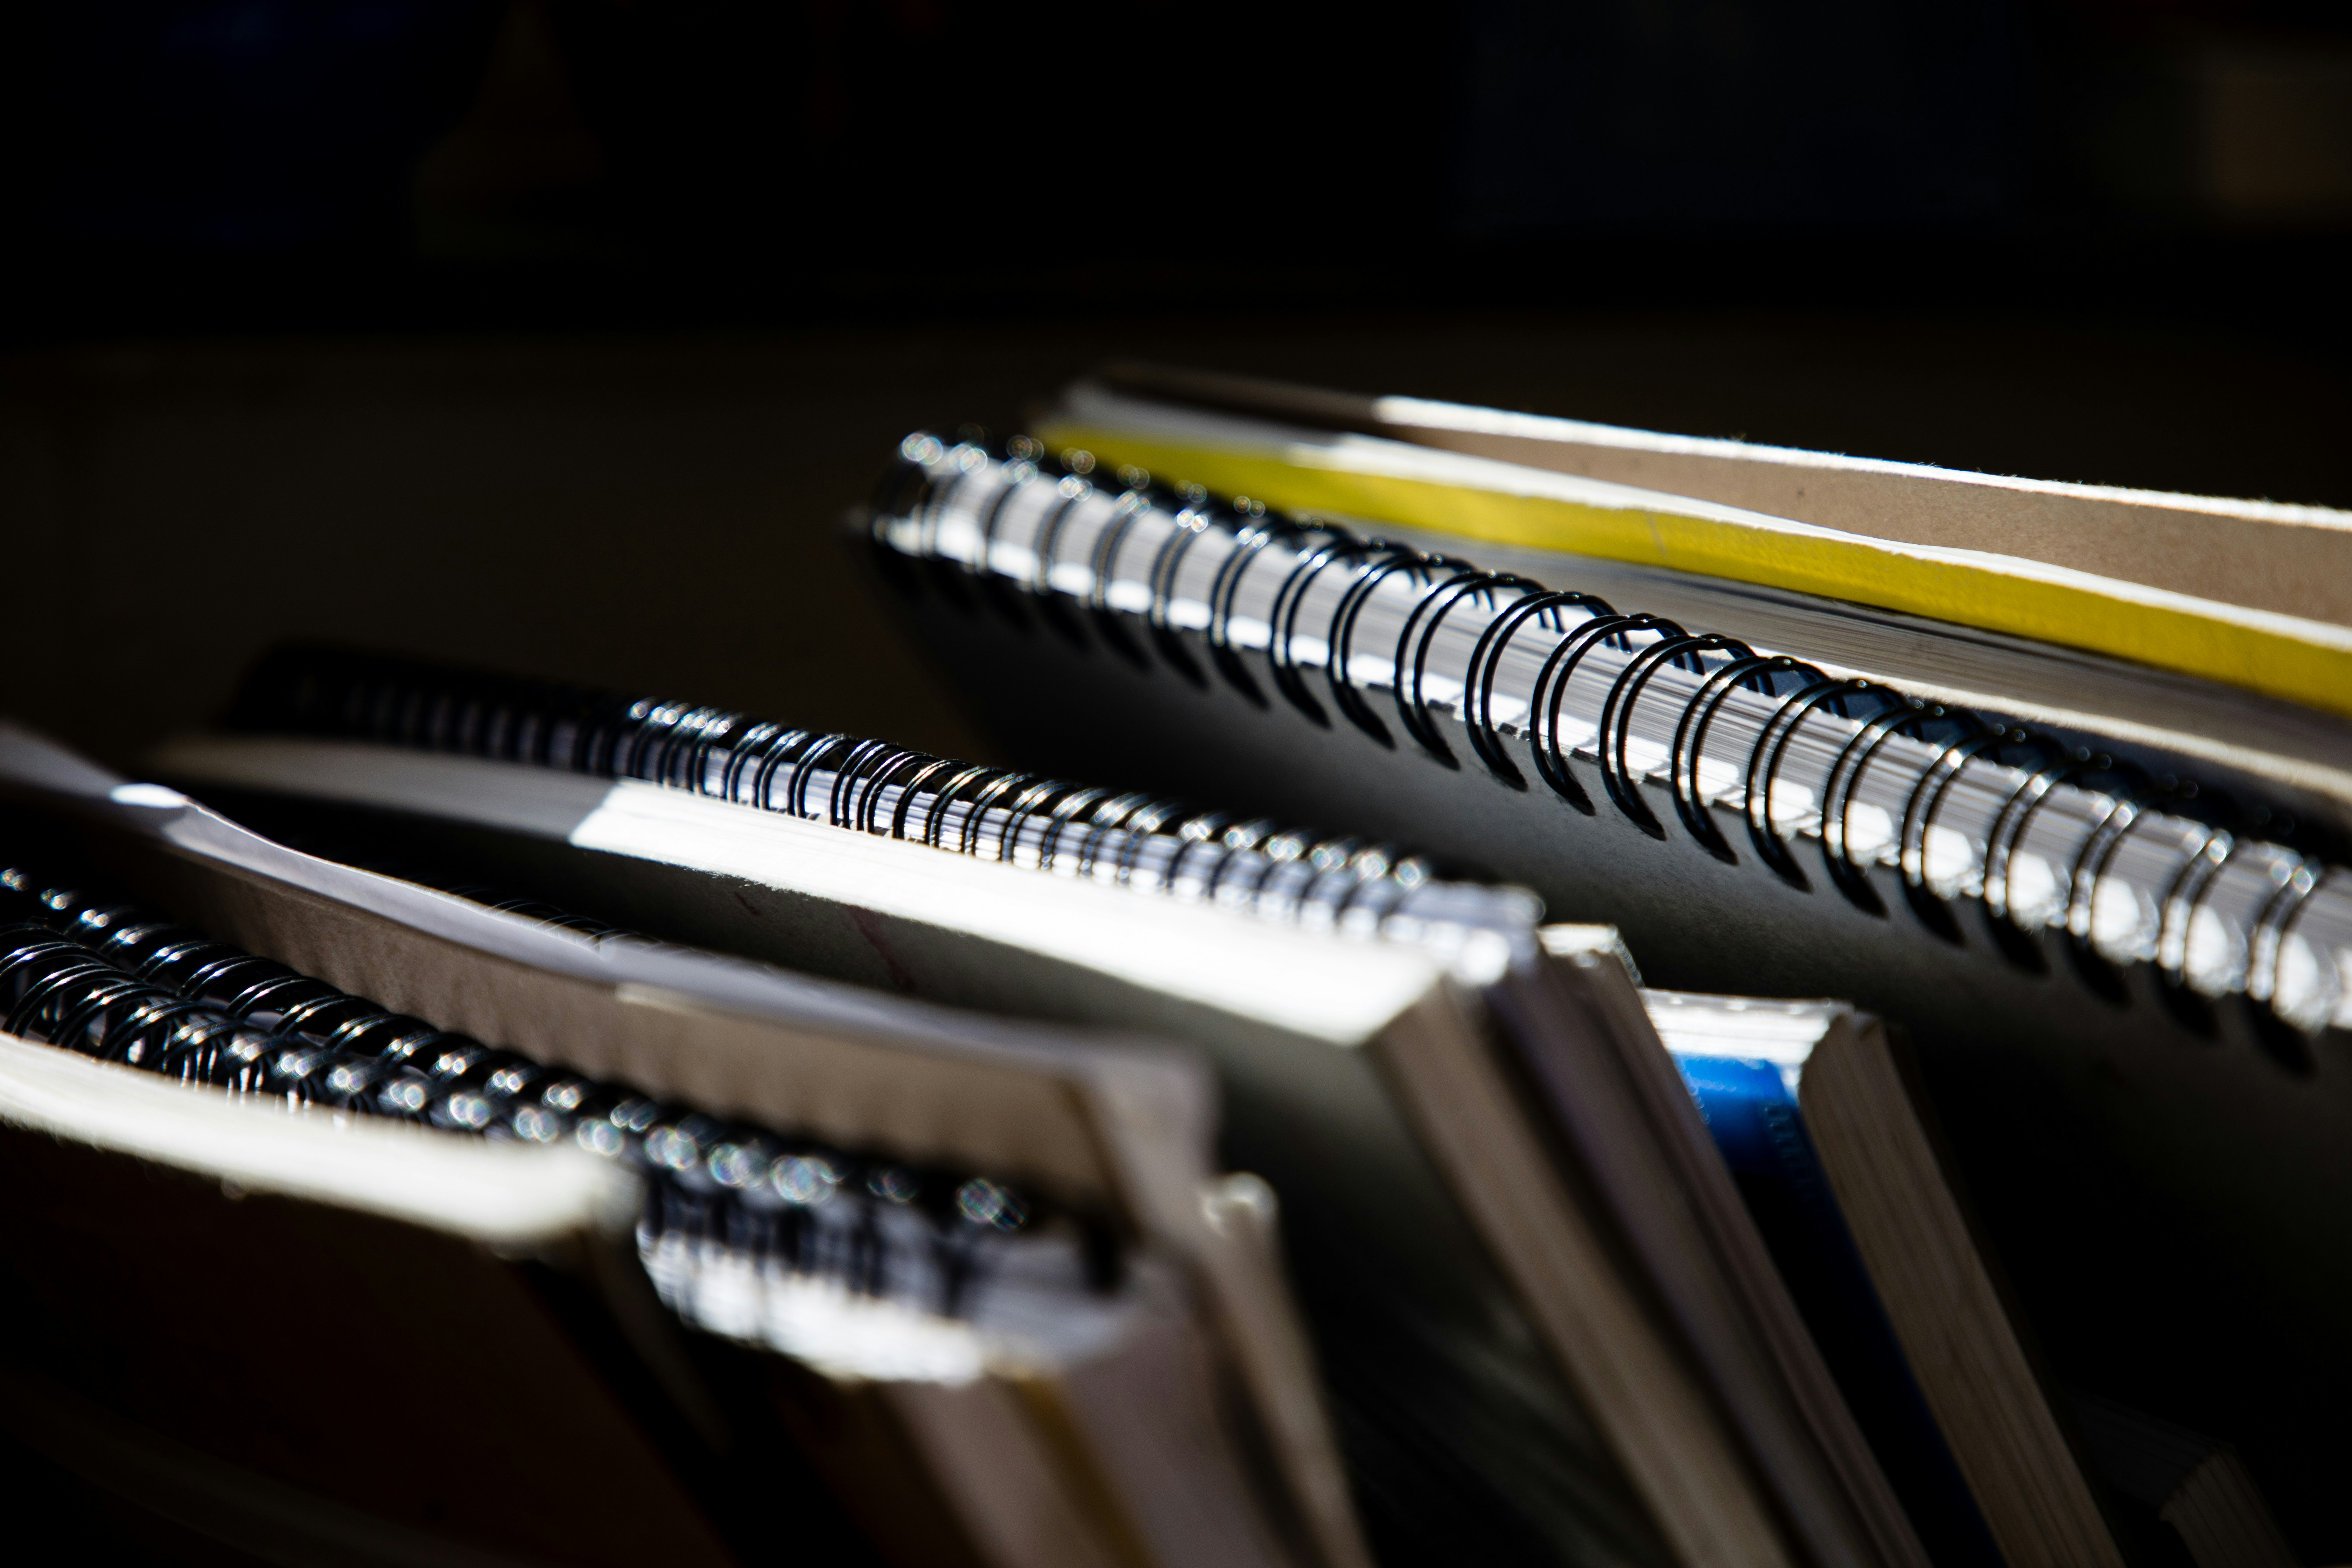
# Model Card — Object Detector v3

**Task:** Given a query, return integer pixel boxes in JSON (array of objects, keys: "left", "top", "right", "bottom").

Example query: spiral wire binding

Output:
[
  {"left": 864, "top": 432, "right": 2352, "bottom": 1040},
  {"left": 0, "top": 860, "right": 1099, "bottom": 1329},
  {"left": 223, "top": 648, "right": 1545, "bottom": 952}
]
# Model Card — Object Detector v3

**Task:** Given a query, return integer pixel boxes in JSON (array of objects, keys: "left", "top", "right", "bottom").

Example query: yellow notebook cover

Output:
[{"left": 1038, "top": 398, "right": 2352, "bottom": 723}]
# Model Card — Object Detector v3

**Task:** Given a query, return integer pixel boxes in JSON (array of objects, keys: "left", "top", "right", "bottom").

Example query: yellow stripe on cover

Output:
[{"left": 1038, "top": 417, "right": 2352, "bottom": 723}]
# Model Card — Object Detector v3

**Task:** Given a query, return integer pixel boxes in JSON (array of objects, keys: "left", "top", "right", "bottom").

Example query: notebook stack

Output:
[{"left": 6, "top": 364, "right": 2348, "bottom": 1568}]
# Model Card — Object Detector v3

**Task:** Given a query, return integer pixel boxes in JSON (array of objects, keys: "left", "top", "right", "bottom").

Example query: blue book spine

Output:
[{"left": 1673, "top": 1052, "right": 2006, "bottom": 1568}]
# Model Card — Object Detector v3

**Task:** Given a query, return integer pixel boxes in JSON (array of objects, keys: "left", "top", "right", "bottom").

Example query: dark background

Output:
[
  {"left": 7, "top": 0, "right": 2352, "bottom": 767},
  {"left": 6, "top": 6, "right": 2352, "bottom": 1560}
]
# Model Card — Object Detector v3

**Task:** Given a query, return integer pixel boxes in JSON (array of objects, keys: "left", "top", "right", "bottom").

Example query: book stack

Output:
[{"left": 6, "top": 364, "right": 2348, "bottom": 1568}]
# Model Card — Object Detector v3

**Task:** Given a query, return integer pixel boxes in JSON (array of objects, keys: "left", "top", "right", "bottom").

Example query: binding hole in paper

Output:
[
  {"left": 1814, "top": 688, "right": 1936, "bottom": 917},
  {"left": 1144, "top": 503, "right": 1213, "bottom": 687},
  {"left": 1668, "top": 652, "right": 1785, "bottom": 865},
  {"left": 1596, "top": 629, "right": 1723, "bottom": 842},
  {"left": 1526, "top": 613, "right": 1659, "bottom": 815},
  {"left": 1086, "top": 490, "right": 1156, "bottom": 670},
  {"left": 1205, "top": 518, "right": 1296, "bottom": 709},
  {"left": 1392, "top": 568, "right": 1525, "bottom": 768},
  {"left": 1463, "top": 589, "right": 1600, "bottom": 791},
  {"left": 1323, "top": 543, "right": 1441, "bottom": 747},
  {"left": 1266, "top": 528, "right": 1368, "bottom": 728},
  {"left": 1741, "top": 673, "right": 1857, "bottom": 892}
]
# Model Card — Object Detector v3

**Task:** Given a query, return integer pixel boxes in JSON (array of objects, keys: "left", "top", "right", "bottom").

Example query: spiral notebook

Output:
[
  {"left": 137, "top": 654, "right": 1978, "bottom": 1568},
  {"left": 138, "top": 644, "right": 2326, "bottom": 1567},
  {"left": 848, "top": 416, "right": 2352, "bottom": 1561},
  {"left": 0, "top": 729, "right": 1354, "bottom": 1568}
]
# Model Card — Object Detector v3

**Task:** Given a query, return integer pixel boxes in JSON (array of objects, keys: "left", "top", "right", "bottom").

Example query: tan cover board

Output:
[
  {"left": 1798, "top": 1016, "right": 2124, "bottom": 1568},
  {"left": 1095, "top": 364, "right": 2352, "bottom": 629}
]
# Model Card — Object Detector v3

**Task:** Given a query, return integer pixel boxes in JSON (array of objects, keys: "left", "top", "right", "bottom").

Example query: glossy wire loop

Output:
[
  {"left": 0, "top": 866, "right": 1068, "bottom": 1316},
  {"left": 227, "top": 645, "right": 1476, "bottom": 934}
]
